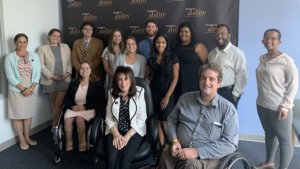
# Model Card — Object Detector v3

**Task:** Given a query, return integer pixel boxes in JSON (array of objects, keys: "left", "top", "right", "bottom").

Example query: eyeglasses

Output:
[{"left": 83, "top": 28, "right": 93, "bottom": 31}]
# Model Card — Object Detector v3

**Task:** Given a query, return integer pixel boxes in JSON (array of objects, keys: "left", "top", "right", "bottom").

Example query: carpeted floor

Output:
[{"left": 0, "top": 128, "right": 299, "bottom": 169}]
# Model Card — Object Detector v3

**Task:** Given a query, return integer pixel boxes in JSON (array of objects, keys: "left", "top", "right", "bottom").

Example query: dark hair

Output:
[
  {"left": 216, "top": 24, "right": 231, "bottom": 34},
  {"left": 145, "top": 19, "right": 158, "bottom": 27},
  {"left": 263, "top": 28, "right": 281, "bottom": 40},
  {"left": 111, "top": 66, "right": 136, "bottom": 98},
  {"left": 175, "top": 22, "right": 195, "bottom": 47},
  {"left": 14, "top": 33, "right": 28, "bottom": 43},
  {"left": 75, "top": 61, "right": 98, "bottom": 82},
  {"left": 149, "top": 33, "right": 173, "bottom": 73},
  {"left": 107, "top": 29, "right": 125, "bottom": 54},
  {"left": 80, "top": 21, "right": 95, "bottom": 30},
  {"left": 48, "top": 28, "right": 62, "bottom": 37},
  {"left": 198, "top": 63, "right": 223, "bottom": 83}
]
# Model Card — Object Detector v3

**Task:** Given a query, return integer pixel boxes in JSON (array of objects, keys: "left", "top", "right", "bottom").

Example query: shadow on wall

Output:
[{"left": 293, "top": 99, "right": 300, "bottom": 142}]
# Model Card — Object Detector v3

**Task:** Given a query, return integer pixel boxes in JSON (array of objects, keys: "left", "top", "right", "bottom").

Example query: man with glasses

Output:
[
  {"left": 208, "top": 24, "right": 248, "bottom": 108},
  {"left": 71, "top": 21, "right": 104, "bottom": 79}
]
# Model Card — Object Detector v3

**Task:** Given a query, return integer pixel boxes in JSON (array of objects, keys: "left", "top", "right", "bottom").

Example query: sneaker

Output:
[{"left": 252, "top": 163, "right": 275, "bottom": 169}]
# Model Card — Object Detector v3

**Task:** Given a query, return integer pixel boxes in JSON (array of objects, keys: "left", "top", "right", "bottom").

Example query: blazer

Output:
[
  {"left": 64, "top": 79, "right": 105, "bottom": 113},
  {"left": 71, "top": 37, "right": 103, "bottom": 79},
  {"left": 4, "top": 51, "right": 41, "bottom": 92},
  {"left": 105, "top": 86, "right": 147, "bottom": 137},
  {"left": 38, "top": 43, "right": 72, "bottom": 85}
]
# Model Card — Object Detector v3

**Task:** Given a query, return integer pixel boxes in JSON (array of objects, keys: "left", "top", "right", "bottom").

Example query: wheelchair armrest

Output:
[
  {"left": 90, "top": 111, "right": 105, "bottom": 145},
  {"left": 147, "top": 113, "right": 159, "bottom": 150}
]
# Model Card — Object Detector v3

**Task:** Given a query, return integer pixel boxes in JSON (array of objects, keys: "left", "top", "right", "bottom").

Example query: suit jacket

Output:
[
  {"left": 71, "top": 37, "right": 103, "bottom": 79},
  {"left": 64, "top": 79, "right": 105, "bottom": 114},
  {"left": 105, "top": 86, "right": 147, "bottom": 137},
  {"left": 38, "top": 43, "right": 72, "bottom": 85}
]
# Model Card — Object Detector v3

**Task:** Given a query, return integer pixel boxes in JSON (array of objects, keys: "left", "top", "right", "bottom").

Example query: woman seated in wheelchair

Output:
[
  {"left": 104, "top": 66, "right": 147, "bottom": 169},
  {"left": 63, "top": 61, "right": 104, "bottom": 152}
]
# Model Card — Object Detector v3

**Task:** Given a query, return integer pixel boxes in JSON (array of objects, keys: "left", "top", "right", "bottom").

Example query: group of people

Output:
[{"left": 4, "top": 19, "right": 298, "bottom": 169}]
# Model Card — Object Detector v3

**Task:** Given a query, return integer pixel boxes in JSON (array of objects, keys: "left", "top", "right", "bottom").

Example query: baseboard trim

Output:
[
  {"left": 239, "top": 133, "right": 300, "bottom": 147},
  {"left": 0, "top": 120, "right": 51, "bottom": 152}
]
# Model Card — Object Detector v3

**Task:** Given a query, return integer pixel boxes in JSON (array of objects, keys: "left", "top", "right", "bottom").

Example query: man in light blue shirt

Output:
[
  {"left": 158, "top": 63, "right": 239, "bottom": 169},
  {"left": 138, "top": 19, "right": 158, "bottom": 60}
]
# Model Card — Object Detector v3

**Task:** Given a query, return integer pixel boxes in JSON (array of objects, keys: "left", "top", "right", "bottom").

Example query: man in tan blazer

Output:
[{"left": 71, "top": 21, "right": 103, "bottom": 79}]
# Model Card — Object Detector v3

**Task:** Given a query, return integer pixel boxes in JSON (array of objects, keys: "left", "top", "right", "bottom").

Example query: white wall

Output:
[
  {"left": 0, "top": 0, "right": 60, "bottom": 148},
  {"left": 238, "top": 0, "right": 300, "bottom": 136}
]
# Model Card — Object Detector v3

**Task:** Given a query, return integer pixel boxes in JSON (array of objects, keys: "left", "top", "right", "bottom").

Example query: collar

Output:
[
  {"left": 197, "top": 93, "right": 219, "bottom": 108},
  {"left": 216, "top": 42, "right": 232, "bottom": 54}
]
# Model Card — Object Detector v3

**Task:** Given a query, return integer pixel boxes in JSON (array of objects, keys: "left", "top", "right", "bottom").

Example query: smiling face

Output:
[
  {"left": 112, "top": 31, "right": 122, "bottom": 45},
  {"left": 146, "top": 22, "right": 158, "bottom": 37},
  {"left": 179, "top": 26, "right": 192, "bottom": 44},
  {"left": 155, "top": 36, "right": 167, "bottom": 55},
  {"left": 262, "top": 30, "right": 281, "bottom": 51},
  {"left": 49, "top": 31, "right": 61, "bottom": 45},
  {"left": 117, "top": 73, "right": 132, "bottom": 94},
  {"left": 15, "top": 36, "right": 28, "bottom": 51},
  {"left": 79, "top": 62, "right": 91, "bottom": 79},
  {"left": 126, "top": 38, "right": 138, "bottom": 54},
  {"left": 199, "top": 69, "right": 221, "bottom": 98},
  {"left": 215, "top": 26, "right": 230, "bottom": 49}
]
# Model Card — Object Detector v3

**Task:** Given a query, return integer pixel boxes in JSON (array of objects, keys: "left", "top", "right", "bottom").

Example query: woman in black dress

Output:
[
  {"left": 146, "top": 33, "right": 179, "bottom": 147},
  {"left": 173, "top": 22, "right": 208, "bottom": 101}
]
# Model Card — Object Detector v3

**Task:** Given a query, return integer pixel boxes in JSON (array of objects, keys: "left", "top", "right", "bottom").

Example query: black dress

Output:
[
  {"left": 148, "top": 54, "right": 178, "bottom": 121},
  {"left": 174, "top": 41, "right": 204, "bottom": 101}
]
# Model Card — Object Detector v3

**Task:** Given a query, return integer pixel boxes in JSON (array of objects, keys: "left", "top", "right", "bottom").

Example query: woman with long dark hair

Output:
[{"left": 146, "top": 33, "right": 179, "bottom": 147}]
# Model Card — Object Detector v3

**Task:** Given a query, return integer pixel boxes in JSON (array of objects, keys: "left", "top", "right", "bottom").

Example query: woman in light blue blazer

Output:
[
  {"left": 4, "top": 33, "right": 41, "bottom": 150},
  {"left": 104, "top": 66, "right": 147, "bottom": 169},
  {"left": 38, "top": 28, "right": 72, "bottom": 130}
]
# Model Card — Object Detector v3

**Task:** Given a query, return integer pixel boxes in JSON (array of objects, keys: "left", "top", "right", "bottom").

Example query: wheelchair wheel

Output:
[
  {"left": 53, "top": 150, "right": 61, "bottom": 164},
  {"left": 92, "top": 152, "right": 99, "bottom": 164},
  {"left": 217, "top": 152, "right": 251, "bottom": 169}
]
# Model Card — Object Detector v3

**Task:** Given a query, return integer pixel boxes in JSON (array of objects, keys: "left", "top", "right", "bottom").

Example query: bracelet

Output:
[
  {"left": 130, "top": 131, "right": 135, "bottom": 137},
  {"left": 21, "top": 87, "right": 27, "bottom": 93},
  {"left": 170, "top": 139, "right": 179, "bottom": 145}
]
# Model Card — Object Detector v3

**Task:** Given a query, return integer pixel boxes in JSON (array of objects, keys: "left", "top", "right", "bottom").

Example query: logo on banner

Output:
[
  {"left": 165, "top": 25, "right": 178, "bottom": 33},
  {"left": 185, "top": 8, "right": 207, "bottom": 17},
  {"left": 82, "top": 13, "right": 98, "bottom": 21},
  {"left": 129, "top": 26, "right": 145, "bottom": 34},
  {"left": 205, "top": 24, "right": 217, "bottom": 33},
  {"left": 97, "top": 26, "right": 113, "bottom": 35},
  {"left": 68, "top": 27, "right": 81, "bottom": 35},
  {"left": 164, "top": 0, "right": 184, "bottom": 2},
  {"left": 97, "top": 0, "right": 113, "bottom": 6},
  {"left": 66, "top": 0, "right": 82, "bottom": 8},
  {"left": 129, "top": 0, "right": 147, "bottom": 4},
  {"left": 113, "top": 11, "right": 130, "bottom": 20},
  {"left": 147, "top": 10, "right": 166, "bottom": 19}
]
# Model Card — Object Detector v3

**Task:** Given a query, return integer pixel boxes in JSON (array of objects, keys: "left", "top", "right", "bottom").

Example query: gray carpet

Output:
[{"left": 0, "top": 128, "right": 299, "bottom": 169}]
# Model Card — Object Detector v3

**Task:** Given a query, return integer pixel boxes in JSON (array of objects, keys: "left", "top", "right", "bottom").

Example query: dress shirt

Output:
[
  {"left": 256, "top": 53, "right": 298, "bottom": 111},
  {"left": 208, "top": 42, "right": 248, "bottom": 97},
  {"left": 139, "top": 38, "right": 153, "bottom": 60},
  {"left": 168, "top": 91, "right": 239, "bottom": 159}
]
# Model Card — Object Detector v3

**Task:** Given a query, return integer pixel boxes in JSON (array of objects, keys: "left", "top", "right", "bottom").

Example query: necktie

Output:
[
  {"left": 149, "top": 39, "right": 153, "bottom": 57},
  {"left": 83, "top": 41, "right": 89, "bottom": 61}
]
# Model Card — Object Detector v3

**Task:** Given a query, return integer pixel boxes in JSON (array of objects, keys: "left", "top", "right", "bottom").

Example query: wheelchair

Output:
[
  {"left": 52, "top": 108, "right": 104, "bottom": 164},
  {"left": 93, "top": 77, "right": 159, "bottom": 169},
  {"left": 217, "top": 151, "right": 251, "bottom": 169}
]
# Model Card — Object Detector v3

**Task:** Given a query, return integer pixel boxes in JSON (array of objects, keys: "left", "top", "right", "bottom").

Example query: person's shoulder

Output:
[
  {"left": 216, "top": 94, "right": 237, "bottom": 112},
  {"left": 139, "top": 38, "right": 147, "bottom": 45},
  {"left": 180, "top": 91, "right": 199, "bottom": 100}
]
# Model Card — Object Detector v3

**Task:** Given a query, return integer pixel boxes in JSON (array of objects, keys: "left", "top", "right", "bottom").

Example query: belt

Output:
[{"left": 220, "top": 85, "right": 234, "bottom": 90}]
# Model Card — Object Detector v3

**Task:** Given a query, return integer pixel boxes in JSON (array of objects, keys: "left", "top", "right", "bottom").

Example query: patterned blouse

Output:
[
  {"left": 18, "top": 57, "right": 32, "bottom": 79},
  {"left": 118, "top": 98, "right": 130, "bottom": 135}
]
